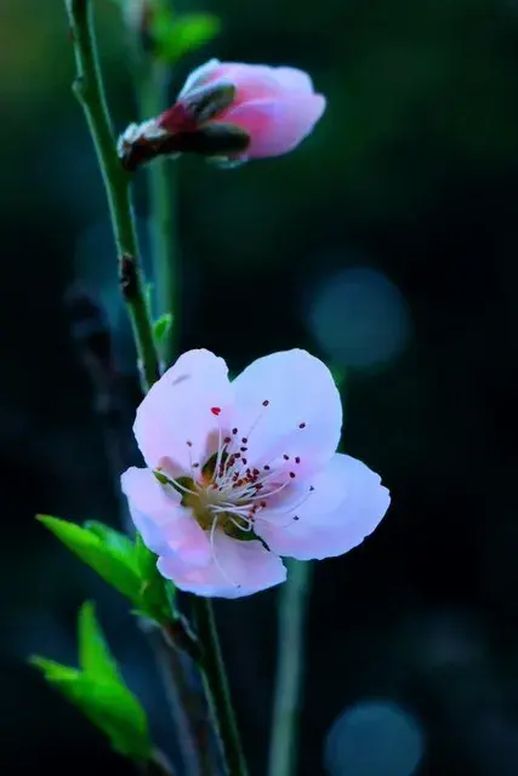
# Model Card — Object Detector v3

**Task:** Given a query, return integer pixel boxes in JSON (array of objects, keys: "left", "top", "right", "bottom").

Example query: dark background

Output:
[{"left": 2, "top": 0, "right": 518, "bottom": 774}]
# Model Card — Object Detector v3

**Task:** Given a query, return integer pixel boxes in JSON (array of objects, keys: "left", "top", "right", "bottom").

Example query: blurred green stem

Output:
[
  {"left": 193, "top": 598, "right": 249, "bottom": 776},
  {"left": 137, "top": 59, "right": 179, "bottom": 364},
  {"left": 268, "top": 560, "right": 313, "bottom": 776},
  {"left": 64, "top": 0, "right": 159, "bottom": 389}
]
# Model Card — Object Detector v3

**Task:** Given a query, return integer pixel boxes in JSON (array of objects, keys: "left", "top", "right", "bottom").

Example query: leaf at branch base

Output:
[
  {"left": 31, "top": 605, "right": 151, "bottom": 761},
  {"left": 78, "top": 601, "right": 121, "bottom": 682},
  {"left": 153, "top": 313, "right": 173, "bottom": 349},
  {"left": 37, "top": 516, "right": 174, "bottom": 625},
  {"left": 134, "top": 534, "right": 175, "bottom": 624},
  {"left": 37, "top": 515, "right": 140, "bottom": 601}
]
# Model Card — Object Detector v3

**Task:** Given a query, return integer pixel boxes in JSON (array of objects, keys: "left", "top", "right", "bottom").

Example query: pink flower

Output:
[
  {"left": 118, "top": 60, "right": 326, "bottom": 169},
  {"left": 121, "top": 349, "right": 390, "bottom": 598}
]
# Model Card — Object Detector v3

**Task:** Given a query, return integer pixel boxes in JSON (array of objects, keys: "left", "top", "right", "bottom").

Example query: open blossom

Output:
[
  {"left": 118, "top": 59, "right": 326, "bottom": 170},
  {"left": 121, "top": 349, "right": 390, "bottom": 598}
]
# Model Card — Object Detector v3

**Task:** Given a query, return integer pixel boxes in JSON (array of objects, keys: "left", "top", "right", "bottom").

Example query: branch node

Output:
[{"left": 119, "top": 253, "right": 138, "bottom": 300}]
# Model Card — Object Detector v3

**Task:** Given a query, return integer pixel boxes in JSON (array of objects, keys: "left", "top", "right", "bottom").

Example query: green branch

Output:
[
  {"left": 193, "top": 598, "right": 249, "bottom": 776},
  {"left": 65, "top": 0, "right": 159, "bottom": 389}
]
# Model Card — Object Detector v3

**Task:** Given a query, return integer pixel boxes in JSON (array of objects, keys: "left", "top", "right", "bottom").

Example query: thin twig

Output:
[{"left": 65, "top": 0, "right": 159, "bottom": 389}]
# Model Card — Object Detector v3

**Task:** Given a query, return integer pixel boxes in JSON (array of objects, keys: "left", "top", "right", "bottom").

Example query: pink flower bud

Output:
[
  {"left": 118, "top": 59, "right": 326, "bottom": 170},
  {"left": 162, "top": 59, "right": 326, "bottom": 161}
]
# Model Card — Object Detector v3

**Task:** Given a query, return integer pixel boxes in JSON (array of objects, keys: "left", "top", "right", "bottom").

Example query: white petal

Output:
[
  {"left": 157, "top": 532, "right": 286, "bottom": 598},
  {"left": 256, "top": 453, "right": 390, "bottom": 560},
  {"left": 133, "top": 349, "right": 234, "bottom": 473},
  {"left": 230, "top": 349, "right": 342, "bottom": 474},
  {"left": 121, "top": 467, "right": 210, "bottom": 566}
]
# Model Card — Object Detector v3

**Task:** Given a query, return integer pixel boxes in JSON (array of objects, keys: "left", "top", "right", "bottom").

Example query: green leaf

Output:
[
  {"left": 38, "top": 516, "right": 173, "bottom": 625},
  {"left": 78, "top": 601, "right": 120, "bottom": 682},
  {"left": 134, "top": 534, "right": 174, "bottom": 624},
  {"left": 31, "top": 607, "right": 152, "bottom": 761},
  {"left": 37, "top": 515, "right": 140, "bottom": 602},
  {"left": 30, "top": 656, "right": 81, "bottom": 683},
  {"left": 153, "top": 10, "right": 221, "bottom": 64},
  {"left": 84, "top": 520, "right": 136, "bottom": 559},
  {"left": 153, "top": 313, "right": 173, "bottom": 349}
]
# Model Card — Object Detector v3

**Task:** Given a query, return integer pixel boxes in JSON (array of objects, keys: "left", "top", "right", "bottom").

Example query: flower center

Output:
[{"left": 154, "top": 399, "right": 314, "bottom": 542}]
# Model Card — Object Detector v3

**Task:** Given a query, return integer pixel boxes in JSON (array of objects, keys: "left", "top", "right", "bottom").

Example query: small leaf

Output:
[
  {"left": 37, "top": 515, "right": 140, "bottom": 602},
  {"left": 38, "top": 516, "right": 174, "bottom": 625},
  {"left": 153, "top": 10, "right": 221, "bottom": 64},
  {"left": 84, "top": 520, "right": 135, "bottom": 559},
  {"left": 78, "top": 602, "right": 120, "bottom": 682},
  {"left": 134, "top": 534, "right": 174, "bottom": 624},
  {"left": 31, "top": 607, "right": 152, "bottom": 761},
  {"left": 30, "top": 656, "right": 81, "bottom": 683},
  {"left": 153, "top": 313, "right": 173, "bottom": 348}
]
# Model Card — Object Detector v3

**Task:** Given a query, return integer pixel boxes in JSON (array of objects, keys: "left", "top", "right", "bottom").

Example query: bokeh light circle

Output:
[
  {"left": 308, "top": 267, "right": 412, "bottom": 370},
  {"left": 324, "top": 699, "right": 424, "bottom": 776}
]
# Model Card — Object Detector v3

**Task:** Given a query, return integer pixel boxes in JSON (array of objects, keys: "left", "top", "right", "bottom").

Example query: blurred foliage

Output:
[{"left": 151, "top": 7, "right": 221, "bottom": 63}]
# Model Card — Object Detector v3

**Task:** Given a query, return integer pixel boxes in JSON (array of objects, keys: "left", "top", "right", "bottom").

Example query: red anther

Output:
[
  {"left": 224, "top": 436, "right": 231, "bottom": 444},
  {"left": 211, "top": 407, "right": 221, "bottom": 416}
]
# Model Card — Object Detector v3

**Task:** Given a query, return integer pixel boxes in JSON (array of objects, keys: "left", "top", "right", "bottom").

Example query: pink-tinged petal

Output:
[
  {"left": 178, "top": 58, "right": 221, "bottom": 98},
  {"left": 230, "top": 349, "right": 341, "bottom": 474},
  {"left": 256, "top": 454, "right": 390, "bottom": 560},
  {"left": 133, "top": 349, "right": 234, "bottom": 473},
  {"left": 202, "top": 64, "right": 314, "bottom": 100},
  {"left": 273, "top": 67, "right": 314, "bottom": 94},
  {"left": 213, "top": 64, "right": 283, "bottom": 103},
  {"left": 121, "top": 467, "right": 211, "bottom": 566},
  {"left": 157, "top": 533, "right": 286, "bottom": 598},
  {"left": 216, "top": 94, "right": 325, "bottom": 159}
]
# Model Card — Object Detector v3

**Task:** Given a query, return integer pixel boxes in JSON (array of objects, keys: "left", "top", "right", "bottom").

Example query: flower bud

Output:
[{"left": 118, "top": 59, "right": 325, "bottom": 170}]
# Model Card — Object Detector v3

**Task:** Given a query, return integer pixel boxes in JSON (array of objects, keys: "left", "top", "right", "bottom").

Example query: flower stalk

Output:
[
  {"left": 193, "top": 597, "right": 249, "bottom": 776},
  {"left": 65, "top": 0, "right": 159, "bottom": 389}
]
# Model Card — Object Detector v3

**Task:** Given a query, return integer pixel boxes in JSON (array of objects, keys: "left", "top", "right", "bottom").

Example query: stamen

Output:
[
  {"left": 209, "top": 515, "right": 241, "bottom": 589},
  {"left": 153, "top": 470, "right": 199, "bottom": 497}
]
